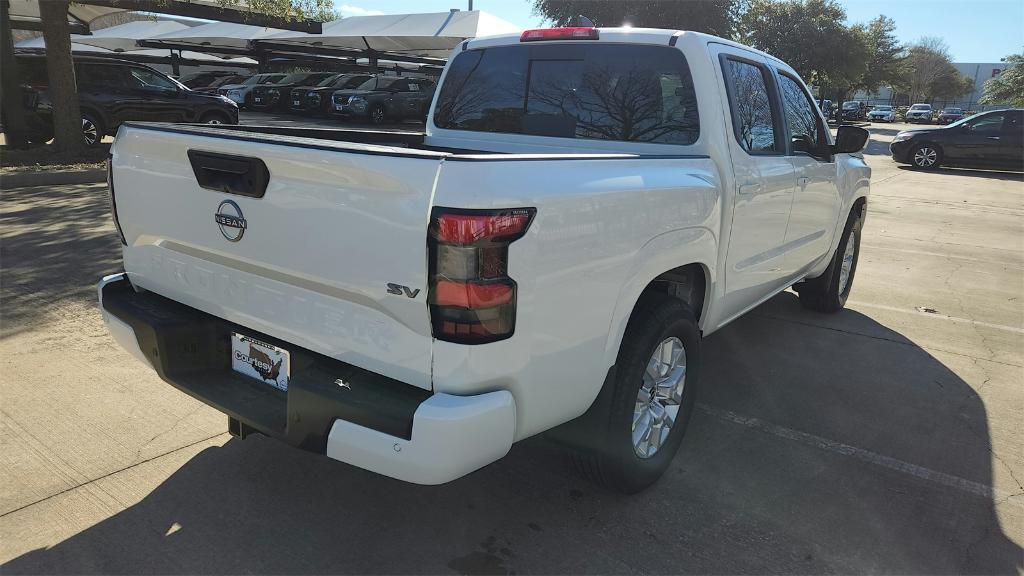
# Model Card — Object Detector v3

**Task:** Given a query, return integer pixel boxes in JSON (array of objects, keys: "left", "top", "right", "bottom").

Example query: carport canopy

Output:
[
  {"left": 262, "top": 10, "right": 521, "bottom": 58},
  {"left": 141, "top": 21, "right": 310, "bottom": 55}
]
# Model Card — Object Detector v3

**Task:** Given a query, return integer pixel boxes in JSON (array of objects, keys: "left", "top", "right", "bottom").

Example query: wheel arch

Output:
[{"left": 603, "top": 227, "right": 716, "bottom": 369}]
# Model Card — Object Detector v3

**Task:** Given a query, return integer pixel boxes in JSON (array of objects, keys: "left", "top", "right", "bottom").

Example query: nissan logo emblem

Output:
[{"left": 215, "top": 199, "right": 246, "bottom": 242}]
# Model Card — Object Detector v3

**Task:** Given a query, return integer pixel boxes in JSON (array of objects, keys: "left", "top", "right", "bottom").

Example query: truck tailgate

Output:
[{"left": 111, "top": 125, "right": 446, "bottom": 390}]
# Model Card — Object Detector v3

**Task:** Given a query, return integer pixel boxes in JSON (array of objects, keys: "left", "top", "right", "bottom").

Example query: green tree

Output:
[
  {"left": 980, "top": 53, "right": 1024, "bottom": 106},
  {"left": 850, "top": 16, "right": 905, "bottom": 98},
  {"left": 531, "top": 0, "right": 742, "bottom": 37},
  {"left": 36, "top": 0, "right": 335, "bottom": 157},
  {"left": 740, "top": 0, "right": 868, "bottom": 121},
  {"left": 902, "top": 37, "right": 973, "bottom": 103}
]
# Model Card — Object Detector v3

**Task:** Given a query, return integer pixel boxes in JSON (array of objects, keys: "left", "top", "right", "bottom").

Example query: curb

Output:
[{"left": 0, "top": 168, "right": 106, "bottom": 190}]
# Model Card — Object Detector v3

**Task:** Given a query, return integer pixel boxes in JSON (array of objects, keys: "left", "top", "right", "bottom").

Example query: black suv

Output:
[
  {"left": 248, "top": 72, "right": 336, "bottom": 112},
  {"left": 13, "top": 54, "right": 238, "bottom": 145},
  {"left": 288, "top": 73, "right": 373, "bottom": 116},
  {"left": 331, "top": 76, "right": 436, "bottom": 124}
]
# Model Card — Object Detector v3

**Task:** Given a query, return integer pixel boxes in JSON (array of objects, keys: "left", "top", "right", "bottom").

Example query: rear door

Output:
[
  {"left": 773, "top": 69, "right": 841, "bottom": 272},
  {"left": 711, "top": 44, "right": 796, "bottom": 317},
  {"left": 112, "top": 126, "right": 447, "bottom": 389},
  {"left": 999, "top": 110, "right": 1024, "bottom": 168}
]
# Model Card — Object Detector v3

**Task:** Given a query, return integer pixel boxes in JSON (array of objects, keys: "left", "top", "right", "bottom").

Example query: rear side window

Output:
[
  {"left": 722, "top": 58, "right": 777, "bottom": 153},
  {"left": 78, "top": 64, "right": 129, "bottom": 90},
  {"left": 434, "top": 44, "right": 699, "bottom": 145}
]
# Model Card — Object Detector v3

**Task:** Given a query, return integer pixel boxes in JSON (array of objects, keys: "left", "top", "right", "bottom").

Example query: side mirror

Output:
[{"left": 832, "top": 125, "right": 869, "bottom": 154}]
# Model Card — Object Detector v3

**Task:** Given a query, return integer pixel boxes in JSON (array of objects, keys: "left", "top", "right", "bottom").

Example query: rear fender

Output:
[{"left": 603, "top": 227, "right": 717, "bottom": 367}]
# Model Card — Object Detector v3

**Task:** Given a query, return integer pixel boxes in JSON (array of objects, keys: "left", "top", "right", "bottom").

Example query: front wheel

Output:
[
  {"left": 795, "top": 205, "right": 863, "bottom": 313},
  {"left": 568, "top": 293, "right": 701, "bottom": 493},
  {"left": 200, "top": 111, "right": 232, "bottom": 125},
  {"left": 910, "top": 143, "right": 942, "bottom": 169},
  {"left": 368, "top": 104, "right": 386, "bottom": 125},
  {"left": 81, "top": 113, "right": 103, "bottom": 146}
]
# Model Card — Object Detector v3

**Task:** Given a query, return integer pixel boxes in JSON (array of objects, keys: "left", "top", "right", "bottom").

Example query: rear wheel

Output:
[
  {"left": 911, "top": 143, "right": 942, "bottom": 169},
  {"left": 200, "top": 111, "right": 231, "bottom": 125},
  {"left": 81, "top": 113, "right": 103, "bottom": 146},
  {"left": 568, "top": 293, "right": 701, "bottom": 493},
  {"left": 795, "top": 205, "right": 863, "bottom": 313}
]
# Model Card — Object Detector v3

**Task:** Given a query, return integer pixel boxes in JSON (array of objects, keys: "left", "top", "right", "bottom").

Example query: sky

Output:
[{"left": 333, "top": 0, "right": 1023, "bottom": 63}]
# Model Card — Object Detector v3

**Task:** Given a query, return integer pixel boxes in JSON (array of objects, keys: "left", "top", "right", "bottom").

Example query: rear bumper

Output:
[{"left": 97, "top": 273, "right": 515, "bottom": 484}]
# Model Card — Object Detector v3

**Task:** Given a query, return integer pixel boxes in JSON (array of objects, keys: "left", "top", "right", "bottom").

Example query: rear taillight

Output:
[
  {"left": 428, "top": 207, "right": 535, "bottom": 344},
  {"left": 107, "top": 156, "right": 127, "bottom": 245},
  {"left": 520, "top": 27, "right": 599, "bottom": 42}
]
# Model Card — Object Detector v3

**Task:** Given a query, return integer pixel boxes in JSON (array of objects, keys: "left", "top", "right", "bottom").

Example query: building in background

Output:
[{"left": 851, "top": 62, "right": 1008, "bottom": 111}]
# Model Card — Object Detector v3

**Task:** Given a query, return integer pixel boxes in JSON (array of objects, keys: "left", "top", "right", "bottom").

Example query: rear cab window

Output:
[{"left": 433, "top": 43, "right": 699, "bottom": 146}]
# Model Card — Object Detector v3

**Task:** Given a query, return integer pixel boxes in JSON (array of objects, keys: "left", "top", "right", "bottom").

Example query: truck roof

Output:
[{"left": 464, "top": 27, "right": 784, "bottom": 67}]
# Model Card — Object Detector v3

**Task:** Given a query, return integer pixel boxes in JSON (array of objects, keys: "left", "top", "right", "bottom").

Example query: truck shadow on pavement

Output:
[{"left": 3, "top": 293, "right": 1021, "bottom": 574}]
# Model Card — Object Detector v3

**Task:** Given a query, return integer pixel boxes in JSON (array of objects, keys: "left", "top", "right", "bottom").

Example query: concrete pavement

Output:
[{"left": 0, "top": 123, "right": 1020, "bottom": 574}]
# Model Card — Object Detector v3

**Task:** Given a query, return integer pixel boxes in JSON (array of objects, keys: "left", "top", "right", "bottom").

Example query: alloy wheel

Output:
[
  {"left": 913, "top": 146, "right": 937, "bottom": 167},
  {"left": 838, "top": 230, "right": 856, "bottom": 295},
  {"left": 81, "top": 118, "right": 98, "bottom": 146},
  {"left": 632, "top": 337, "right": 687, "bottom": 459}
]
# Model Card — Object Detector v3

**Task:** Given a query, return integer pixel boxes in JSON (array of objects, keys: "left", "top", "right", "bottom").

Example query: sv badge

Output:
[{"left": 386, "top": 283, "right": 421, "bottom": 299}]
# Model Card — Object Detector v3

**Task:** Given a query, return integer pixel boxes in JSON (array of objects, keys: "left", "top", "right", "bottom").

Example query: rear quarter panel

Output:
[{"left": 431, "top": 157, "right": 720, "bottom": 440}]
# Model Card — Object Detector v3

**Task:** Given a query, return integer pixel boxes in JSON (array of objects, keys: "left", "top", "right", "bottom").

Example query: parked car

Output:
[
  {"left": 192, "top": 74, "right": 250, "bottom": 94},
  {"left": 99, "top": 26, "right": 870, "bottom": 493},
  {"left": 331, "top": 76, "right": 436, "bottom": 124},
  {"left": 817, "top": 99, "right": 833, "bottom": 121},
  {"left": 839, "top": 100, "right": 866, "bottom": 120},
  {"left": 218, "top": 73, "right": 286, "bottom": 107},
  {"left": 288, "top": 73, "right": 373, "bottom": 116},
  {"left": 248, "top": 72, "right": 336, "bottom": 111},
  {"left": 890, "top": 109, "right": 1023, "bottom": 170},
  {"left": 12, "top": 54, "right": 238, "bottom": 146},
  {"left": 937, "top": 107, "right": 964, "bottom": 124},
  {"left": 176, "top": 70, "right": 240, "bottom": 90},
  {"left": 905, "top": 103, "right": 933, "bottom": 123},
  {"left": 867, "top": 105, "right": 896, "bottom": 122}
]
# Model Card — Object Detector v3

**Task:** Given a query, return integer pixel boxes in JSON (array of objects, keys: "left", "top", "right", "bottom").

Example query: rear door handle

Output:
[{"left": 738, "top": 182, "right": 763, "bottom": 195}]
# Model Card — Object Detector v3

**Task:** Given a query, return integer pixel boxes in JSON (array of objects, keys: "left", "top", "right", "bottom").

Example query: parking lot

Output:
[{"left": 0, "top": 123, "right": 1021, "bottom": 573}]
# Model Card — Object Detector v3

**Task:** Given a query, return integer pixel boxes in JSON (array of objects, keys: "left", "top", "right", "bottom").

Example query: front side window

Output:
[
  {"left": 967, "top": 113, "right": 1006, "bottom": 133},
  {"left": 434, "top": 44, "right": 699, "bottom": 145},
  {"left": 722, "top": 58, "right": 776, "bottom": 153},
  {"left": 777, "top": 73, "right": 824, "bottom": 155},
  {"left": 125, "top": 67, "right": 177, "bottom": 91}
]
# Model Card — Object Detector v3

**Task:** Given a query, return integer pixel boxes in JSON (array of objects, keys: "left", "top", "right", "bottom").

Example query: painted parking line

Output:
[
  {"left": 847, "top": 301, "right": 1024, "bottom": 335},
  {"left": 698, "top": 404, "right": 1023, "bottom": 507}
]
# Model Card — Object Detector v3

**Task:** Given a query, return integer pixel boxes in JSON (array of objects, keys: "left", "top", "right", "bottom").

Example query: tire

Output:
[
  {"left": 368, "top": 104, "right": 386, "bottom": 125},
  {"left": 568, "top": 292, "right": 701, "bottom": 493},
  {"left": 200, "top": 111, "right": 231, "bottom": 125},
  {"left": 910, "top": 143, "right": 942, "bottom": 169},
  {"left": 81, "top": 112, "right": 103, "bottom": 146},
  {"left": 795, "top": 205, "right": 863, "bottom": 313}
]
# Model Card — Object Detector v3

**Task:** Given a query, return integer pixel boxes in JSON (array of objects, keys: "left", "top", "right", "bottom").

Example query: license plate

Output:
[
  {"left": 335, "top": 104, "right": 344, "bottom": 111},
  {"left": 254, "top": 97, "right": 262, "bottom": 103},
  {"left": 232, "top": 333, "right": 290, "bottom": 391},
  {"left": 293, "top": 100, "right": 301, "bottom": 106}
]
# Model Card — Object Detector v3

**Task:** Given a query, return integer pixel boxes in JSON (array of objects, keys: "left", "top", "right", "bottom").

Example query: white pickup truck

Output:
[{"left": 98, "top": 26, "right": 871, "bottom": 493}]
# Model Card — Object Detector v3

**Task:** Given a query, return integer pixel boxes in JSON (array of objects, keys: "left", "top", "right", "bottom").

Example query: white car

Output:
[
  {"left": 217, "top": 72, "right": 286, "bottom": 106},
  {"left": 867, "top": 105, "right": 896, "bottom": 122},
  {"left": 905, "top": 103, "right": 933, "bottom": 123},
  {"left": 99, "top": 26, "right": 871, "bottom": 493}
]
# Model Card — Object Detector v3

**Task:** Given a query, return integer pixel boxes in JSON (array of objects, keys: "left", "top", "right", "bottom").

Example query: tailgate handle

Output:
[{"left": 187, "top": 150, "right": 269, "bottom": 198}]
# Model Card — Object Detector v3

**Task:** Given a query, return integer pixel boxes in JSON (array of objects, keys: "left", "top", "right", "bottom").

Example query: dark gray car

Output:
[{"left": 330, "top": 76, "right": 436, "bottom": 124}]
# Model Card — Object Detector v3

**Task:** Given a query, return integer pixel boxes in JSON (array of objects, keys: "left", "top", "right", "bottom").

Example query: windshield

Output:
[
  {"left": 943, "top": 108, "right": 962, "bottom": 113},
  {"left": 911, "top": 104, "right": 931, "bottom": 110},
  {"left": 355, "top": 77, "right": 399, "bottom": 91},
  {"left": 278, "top": 73, "right": 311, "bottom": 84},
  {"left": 843, "top": 102, "right": 860, "bottom": 109},
  {"left": 433, "top": 44, "right": 699, "bottom": 145},
  {"left": 316, "top": 74, "right": 341, "bottom": 87},
  {"left": 873, "top": 106, "right": 892, "bottom": 111}
]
